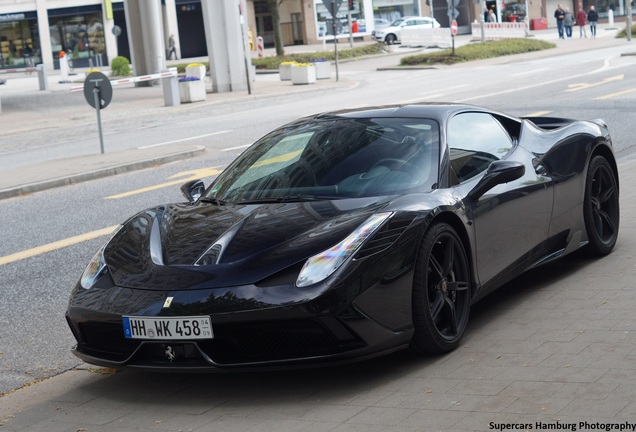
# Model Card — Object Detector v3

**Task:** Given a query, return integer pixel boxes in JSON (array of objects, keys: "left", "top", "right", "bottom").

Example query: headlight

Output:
[
  {"left": 80, "top": 243, "right": 108, "bottom": 289},
  {"left": 296, "top": 212, "right": 392, "bottom": 287}
]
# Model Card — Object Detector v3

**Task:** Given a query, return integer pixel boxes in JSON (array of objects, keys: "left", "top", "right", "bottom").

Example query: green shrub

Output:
[
  {"left": 110, "top": 56, "right": 131, "bottom": 76},
  {"left": 616, "top": 23, "right": 636, "bottom": 38},
  {"left": 251, "top": 43, "right": 388, "bottom": 70},
  {"left": 400, "top": 38, "right": 555, "bottom": 66}
]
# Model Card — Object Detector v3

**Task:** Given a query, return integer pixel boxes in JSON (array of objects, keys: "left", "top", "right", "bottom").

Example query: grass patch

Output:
[
  {"left": 616, "top": 23, "right": 636, "bottom": 38},
  {"left": 251, "top": 43, "right": 389, "bottom": 70},
  {"left": 400, "top": 38, "right": 556, "bottom": 66}
]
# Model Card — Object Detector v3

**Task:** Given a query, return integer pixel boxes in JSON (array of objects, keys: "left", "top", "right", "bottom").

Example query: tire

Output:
[
  {"left": 583, "top": 155, "right": 619, "bottom": 256},
  {"left": 385, "top": 34, "right": 397, "bottom": 45},
  {"left": 411, "top": 222, "right": 471, "bottom": 354}
]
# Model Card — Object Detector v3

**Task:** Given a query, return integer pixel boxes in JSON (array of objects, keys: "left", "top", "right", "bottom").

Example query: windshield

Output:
[
  {"left": 390, "top": 19, "right": 406, "bottom": 27},
  {"left": 207, "top": 117, "right": 439, "bottom": 203}
]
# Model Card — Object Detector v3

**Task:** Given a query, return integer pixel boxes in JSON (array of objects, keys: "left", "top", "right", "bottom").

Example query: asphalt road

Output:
[{"left": 1, "top": 38, "right": 636, "bottom": 395}]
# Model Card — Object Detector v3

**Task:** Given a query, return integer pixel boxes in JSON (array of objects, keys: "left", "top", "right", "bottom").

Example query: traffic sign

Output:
[
  {"left": 83, "top": 72, "right": 112, "bottom": 110},
  {"left": 321, "top": 0, "right": 343, "bottom": 18},
  {"left": 451, "top": 19, "right": 458, "bottom": 36}
]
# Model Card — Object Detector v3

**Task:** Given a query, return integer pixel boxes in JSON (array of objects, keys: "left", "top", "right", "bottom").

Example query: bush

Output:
[
  {"left": 616, "top": 23, "right": 636, "bottom": 38},
  {"left": 251, "top": 43, "right": 388, "bottom": 70},
  {"left": 111, "top": 56, "right": 131, "bottom": 76},
  {"left": 400, "top": 39, "right": 555, "bottom": 66}
]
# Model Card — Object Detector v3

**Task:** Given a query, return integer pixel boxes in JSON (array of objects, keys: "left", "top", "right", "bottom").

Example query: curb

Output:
[{"left": 0, "top": 145, "right": 206, "bottom": 200}]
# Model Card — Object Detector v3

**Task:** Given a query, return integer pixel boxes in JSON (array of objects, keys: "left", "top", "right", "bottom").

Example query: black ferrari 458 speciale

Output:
[{"left": 66, "top": 103, "right": 619, "bottom": 370}]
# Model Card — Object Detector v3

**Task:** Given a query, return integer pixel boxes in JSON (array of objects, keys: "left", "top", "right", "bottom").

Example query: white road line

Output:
[
  {"left": 511, "top": 68, "right": 549, "bottom": 77},
  {"left": 138, "top": 130, "right": 232, "bottom": 149},
  {"left": 221, "top": 144, "right": 252, "bottom": 152}
]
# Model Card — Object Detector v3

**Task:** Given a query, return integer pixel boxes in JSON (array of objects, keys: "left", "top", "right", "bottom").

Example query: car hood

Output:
[{"left": 104, "top": 199, "right": 388, "bottom": 290}]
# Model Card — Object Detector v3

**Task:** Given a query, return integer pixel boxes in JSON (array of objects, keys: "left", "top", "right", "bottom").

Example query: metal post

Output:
[
  {"left": 332, "top": 3, "right": 339, "bottom": 82},
  {"left": 626, "top": 0, "right": 632, "bottom": 42},
  {"left": 37, "top": 64, "right": 49, "bottom": 91},
  {"left": 93, "top": 87, "right": 105, "bottom": 154}
]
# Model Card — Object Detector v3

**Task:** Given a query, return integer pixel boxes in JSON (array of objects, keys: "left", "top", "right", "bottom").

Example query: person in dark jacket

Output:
[
  {"left": 555, "top": 4, "right": 565, "bottom": 39},
  {"left": 587, "top": 5, "right": 599, "bottom": 38}
]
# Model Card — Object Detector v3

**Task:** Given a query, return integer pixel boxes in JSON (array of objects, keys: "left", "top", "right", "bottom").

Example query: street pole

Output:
[
  {"left": 626, "top": 0, "right": 632, "bottom": 42},
  {"left": 332, "top": 2, "right": 339, "bottom": 82}
]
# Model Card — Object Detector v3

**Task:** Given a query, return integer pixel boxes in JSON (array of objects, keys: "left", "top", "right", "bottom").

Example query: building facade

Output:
[{"left": 0, "top": 0, "right": 626, "bottom": 72}]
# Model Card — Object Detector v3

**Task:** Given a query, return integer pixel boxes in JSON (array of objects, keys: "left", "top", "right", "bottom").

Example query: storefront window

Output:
[
  {"left": 315, "top": 0, "right": 368, "bottom": 38},
  {"left": 584, "top": 0, "right": 633, "bottom": 17},
  {"left": 0, "top": 12, "right": 40, "bottom": 69},
  {"left": 372, "top": 0, "right": 420, "bottom": 24},
  {"left": 49, "top": 10, "right": 105, "bottom": 69}
]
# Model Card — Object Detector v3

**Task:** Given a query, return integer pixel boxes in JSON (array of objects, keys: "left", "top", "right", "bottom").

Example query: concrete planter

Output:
[
  {"left": 185, "top": 65, "right": 206, "bottom": 80},
  {"left": 313, "top": 61, "right": 331, "bottom": 79},
  {"left": 291, "top": 64, "right": 316, "bottom": 85},
  {"left": 279, "top": 63, "right": 294, "bottom": 81},
  {"left": 179, "top": 79, "right": 206, "bottom": 103}
]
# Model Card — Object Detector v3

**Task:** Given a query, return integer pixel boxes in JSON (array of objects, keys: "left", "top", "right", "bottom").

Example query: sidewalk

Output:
[{"left": 0, "top": 24, "right": 630, "bottom": 200}]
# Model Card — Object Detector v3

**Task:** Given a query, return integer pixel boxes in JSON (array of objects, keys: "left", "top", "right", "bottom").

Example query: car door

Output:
[{"left": 447, "top": 112, "right": 553, "bottom": 291}]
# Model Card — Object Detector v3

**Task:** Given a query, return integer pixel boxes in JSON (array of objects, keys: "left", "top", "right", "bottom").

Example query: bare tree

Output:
[{"left": 267, "top": 0, "right": 285, "bottom": 56}]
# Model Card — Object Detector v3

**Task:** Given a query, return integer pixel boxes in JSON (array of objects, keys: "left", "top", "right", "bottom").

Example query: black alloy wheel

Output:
[
  {"left": 385, "top": 34, "right": 397, "bottom": 45},
  {"left": 583, "top": 155, "right": 620, "bottom": 256},
  {"left": 411, "top": 222, "right": 471, "bottom": 354}
]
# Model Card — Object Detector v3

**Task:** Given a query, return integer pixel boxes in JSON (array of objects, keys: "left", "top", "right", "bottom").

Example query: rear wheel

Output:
[
  {"left": 411, "top": 223, "right": 471, "bottom": 354},
  {"left": 583, "top": 155, "right": 619, "bottom": 256},
  {"left": 385, "top": 34, "right": 397, "bottom": 45}
]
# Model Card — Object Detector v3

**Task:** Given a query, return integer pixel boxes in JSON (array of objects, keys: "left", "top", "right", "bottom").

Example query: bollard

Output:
[
  {"left": 257, "top": 36, "right": 264, "bottom": 58},
  {"left": 162, "top": 68, "right": 180, "bottom": 107},
  {"left": 37, "top": 64, "right": 49, "bottom": 91}
]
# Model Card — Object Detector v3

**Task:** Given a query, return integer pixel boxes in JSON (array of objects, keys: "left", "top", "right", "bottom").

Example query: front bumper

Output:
[{"left": 66, "top": 281, "right": 413, "bottom": 371}]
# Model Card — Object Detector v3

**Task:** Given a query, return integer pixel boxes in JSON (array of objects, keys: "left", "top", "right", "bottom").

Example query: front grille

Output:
[
  {"left": 198, "top": 319, "right": 361, "bottom": 364},
  {"left": 79, "top": 322, "right": 140, "bottom": 360}
]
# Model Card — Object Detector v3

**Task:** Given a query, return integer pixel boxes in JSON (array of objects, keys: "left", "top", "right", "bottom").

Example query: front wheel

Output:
[
  {"left": 385, "top": 34, "right": 397, "bottom": 45},
  {"left": 583, "top": 155, "right": 619, "bottom": 256},
  {"left": 411, "top": 223, "right": 471, "bottom": 354}
]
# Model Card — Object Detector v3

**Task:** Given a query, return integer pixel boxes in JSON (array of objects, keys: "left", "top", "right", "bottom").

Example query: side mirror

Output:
[
  {"left": 181, "top": 179, "right": 206, "bottom": 203},
  {"left": 468, "top": 160, "right": 525, "bottom": 201}
]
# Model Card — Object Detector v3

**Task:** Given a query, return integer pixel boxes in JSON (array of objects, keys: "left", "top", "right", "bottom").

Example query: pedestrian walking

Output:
[
  {"left": 555, "top": 4, "right": 566, "bottom": 39},
  {"left": 576, "top": 5, "right": 588, "bottom": 38},
  {"left": 564, "top": 8, "right": 575, "bottom": 38},
  {"left": 587, "top": 6, "right": 598, "bottom": 38},
  {"left": 167, "top": 34, "right": 177, "bottom": 60}
]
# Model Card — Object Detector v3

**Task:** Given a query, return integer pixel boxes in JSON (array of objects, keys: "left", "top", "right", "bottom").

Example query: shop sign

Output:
[{"left": 0, "top": 13, "right": 26, "bottom": 22}]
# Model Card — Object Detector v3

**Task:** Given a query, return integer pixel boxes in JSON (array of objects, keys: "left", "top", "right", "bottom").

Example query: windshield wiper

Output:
[
  {"left": 236, "top": 195, "right": 341, "bottom": 204},
  {"left": 199, "top": 196, "right": 229, "bottom": 205}
]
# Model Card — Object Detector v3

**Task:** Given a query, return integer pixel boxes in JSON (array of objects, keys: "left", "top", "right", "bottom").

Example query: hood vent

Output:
[{"left": 355, "top": 217, "right": 412, "bottom": 259}]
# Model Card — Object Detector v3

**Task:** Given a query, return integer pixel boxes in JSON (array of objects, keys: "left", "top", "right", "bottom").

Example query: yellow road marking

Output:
[
  {"left": 253, "top": 150, "right": 302, "bottom": 167},
  {"left": 566, "top": 74, "right": 624, "bottom": 92},
  {"left": 593, "top": 88, "right": 636, "bottom": 100},
  {"left": 0, "top": 225, "right": 119, "bottom": 266},
  {"left": 525, "top": 111, "right": 552, "bottom": 117},
  {"left": 105, "top": 167, "right": 223, "bottom": 200}
]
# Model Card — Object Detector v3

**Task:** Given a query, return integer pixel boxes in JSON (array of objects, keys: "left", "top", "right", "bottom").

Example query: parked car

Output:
[
  {"left": 66, "top": 103, "right": 619, "bottom": 371},
  {"left": 372, "top": 16, "right": 441, "bottom": 44}
]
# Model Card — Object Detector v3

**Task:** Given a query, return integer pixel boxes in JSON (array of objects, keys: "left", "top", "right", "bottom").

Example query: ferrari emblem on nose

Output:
[
  {"left": 165, "top": 346, "right": 175, "bottom": 362},
  {"left": 163, "top": 297, "right": 174, "bottom": 308}
]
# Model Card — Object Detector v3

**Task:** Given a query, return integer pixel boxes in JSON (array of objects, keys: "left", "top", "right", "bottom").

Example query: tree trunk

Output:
[{"left": 268, "top": 0, "right": 285, "bottom": 56}]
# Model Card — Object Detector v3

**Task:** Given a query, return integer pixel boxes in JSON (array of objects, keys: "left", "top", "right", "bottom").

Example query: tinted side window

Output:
[{"left": 447, "top": 112, "right": 514, "bottom": 184}]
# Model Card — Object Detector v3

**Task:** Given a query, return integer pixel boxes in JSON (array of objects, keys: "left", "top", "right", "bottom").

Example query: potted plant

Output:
[
  {"left": 178, "top": 76, "right": 206, "bottom": 103},
  {"left": 312, "top": 59, "right": 331, "bottom": 80},
  {"left": 291, "top": 63, "right": 316, "bottom": 85},
  {"left": 278, "top": 61, "right": 297, "bottom": 81}
]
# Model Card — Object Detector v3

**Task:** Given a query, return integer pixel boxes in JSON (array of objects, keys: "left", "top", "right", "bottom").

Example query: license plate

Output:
[{"left": 122, "top": 316, "right": 213, "bottom": 340}]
